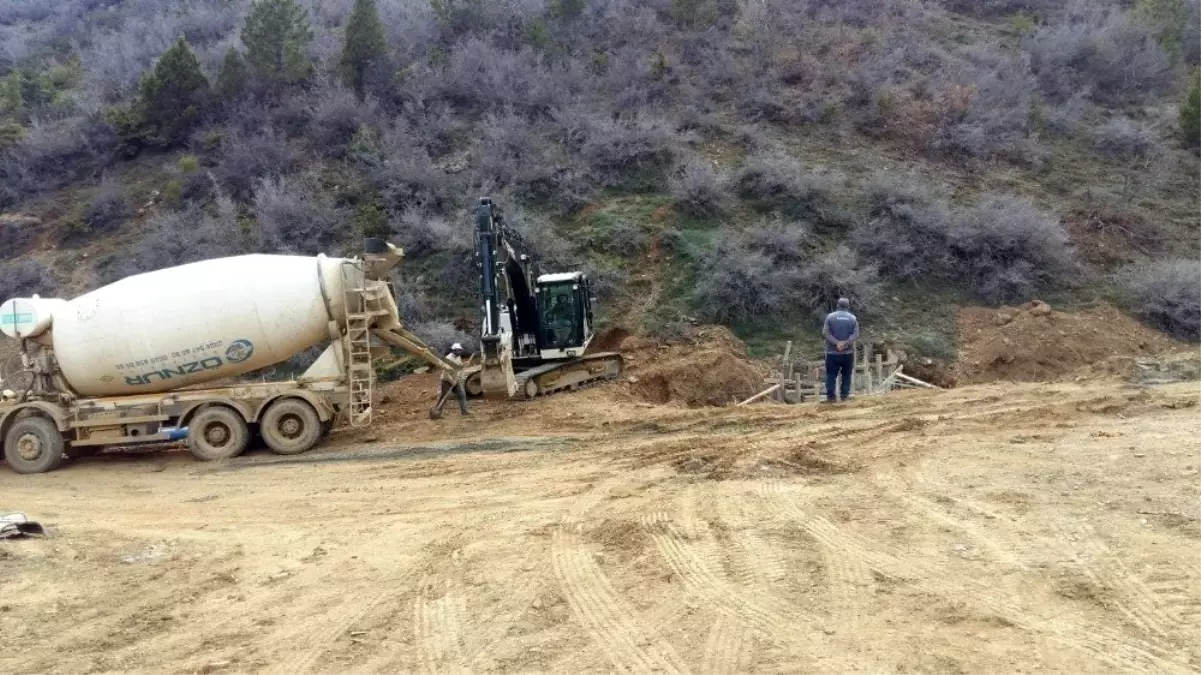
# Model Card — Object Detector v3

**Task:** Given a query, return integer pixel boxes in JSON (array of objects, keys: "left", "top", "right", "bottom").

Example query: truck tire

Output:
[
  {"left": 260, "top": 399, "right": 322, "bottom": 456},
  {"left": 3, "top": 416, "right": 65, "bottom": 474},
  {"left": 187, "top": 407, "right": 249, "bottom": 461}
]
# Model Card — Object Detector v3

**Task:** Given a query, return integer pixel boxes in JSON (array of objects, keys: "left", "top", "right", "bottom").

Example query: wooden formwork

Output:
[{"left": 739, "top": 340, "right": 939, "bottom": 407}]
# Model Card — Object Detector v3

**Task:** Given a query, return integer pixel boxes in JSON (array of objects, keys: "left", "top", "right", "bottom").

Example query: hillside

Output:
[{"left": 1, "top": 0, "right": 1199, "bottom": 369}]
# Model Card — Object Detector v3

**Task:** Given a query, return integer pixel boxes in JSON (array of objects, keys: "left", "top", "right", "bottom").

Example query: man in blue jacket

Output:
[{"left": 821, "top": 298, "right": 859, "bottom": 403}]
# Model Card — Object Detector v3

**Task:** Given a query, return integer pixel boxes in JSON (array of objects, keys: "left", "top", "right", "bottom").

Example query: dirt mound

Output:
[
  {"left": 621, "top": 326, "right": 767, "bottom": 407},
  {"left": 955, "top": 300, "right": 1184, "bottom": 385}
]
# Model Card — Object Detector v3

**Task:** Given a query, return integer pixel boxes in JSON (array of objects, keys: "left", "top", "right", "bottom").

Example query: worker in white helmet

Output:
[{"left": 435, "top": 342, "right": 472, "bottom": 416}]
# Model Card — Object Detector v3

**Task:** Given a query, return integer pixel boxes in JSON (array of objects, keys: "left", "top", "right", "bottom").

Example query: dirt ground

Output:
[
  {"left": 954, "top": 300, "right": 1186, "bottom": 386},
  {"left": 2, "top": 363, "right": 1200, "bottom": 674}
]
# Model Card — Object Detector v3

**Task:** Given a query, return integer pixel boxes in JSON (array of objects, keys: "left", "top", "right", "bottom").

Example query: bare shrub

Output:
[
  {"left": 0, "top": 217, "right": 35, "bottom": 259},
  {"left": 580, "top": 115, "right": 675, "bottom": 189},
  {"left": 668, "top": 156, "right": 727, "bottom": 219},
  {"left": 82, "top": 174, "right": 128, "bottom": 234},
  {"left": 434, "top": 38, "right": 569, "bottom": 117},
  {"left": 389, "top": 207, "right": 470, "bottom": 257},
  {"left": 940, "top": 0, "right": 1059, "bottom": 17},
  {"left": 503, "top": 205, "right": 577, "bottom": 269},
  {"left": 410, "top": 320, "right": 476, "bottom": 355},
  {"left": 367, "top": 121, "right": 449, "bottom": 214},
  {"left": 693, "top": 226, "right": 881, "bottom": 325},
  {"left": 309, "top": 84, "right": 382, "bottom": 158},
  {"left": 474, "top": 110, "right": 554, "bottom": 190},
  {"left": 253, "top": 174, "right": 347, "bottom": 254},
  {"left": 794, "top": 245, "right": 882, "bottom": 320},
  {"left": 95, "top": 194, "right": 248, "bottom": 284},
  {"left": 1027, "top": 3, "right": 1178, "bottom": 106},
  {"left": 853, "top": 180, "right": 1078, "bottom": 305},
  {"left": 1116, "top": 259, "right": 1200, "bottom": 341},
  {"left": 948, "top": 196, "right": 1078, "bottom": 304},
  {"left": 1043, "top": 91, "right": 1089, "bottom": 137},
  {"left": 742, "top": 217, "right": 813, "bottom": 264},
  {"left": 1093, "top": 116, "right": 1158, "bottom": 160},
  {"left": 728, "top": 151, "right": 839, "bottom": 223},
  {"left": 591, "top": 219, "right": 650, "bottom": 257},
  {"left": 0, "top": 259, "right": 55, "bottom": 300},
  {"left": 391, "top": 275, "right": 432, "bottom": 324},
  {"left": 693, "top": 234, "right": 791, "bottom": 325},
  {"left": 214, "top": 128, "right": 299, "bottom": 201},
  {"left": 930, "top": 51, "right": 1039, "bottom": 163},
  {"left": 3, "top": 115, "right": 117, "bottom": 199}
]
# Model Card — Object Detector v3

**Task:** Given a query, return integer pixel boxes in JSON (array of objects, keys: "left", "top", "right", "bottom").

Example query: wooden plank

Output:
[
  {"left": 863, "top": 342, "right": 873, "bottom": 393},
  {"left": 895, "top": 372, "right": 940, "bottom": 389},
  {"left": 777, "top": 341, "right": 792, "bottom": 403},
  {"left": 738, "top": 384, "right": 780, "bottom": 407}
]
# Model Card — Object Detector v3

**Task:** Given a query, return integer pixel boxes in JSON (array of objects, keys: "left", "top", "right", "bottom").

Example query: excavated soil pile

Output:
[
  {"left": 955, "top": 300, "right": 1183, "bottom": 385},
  {"left": 618, "top": 326, "right": 767, "bottom": 407}
]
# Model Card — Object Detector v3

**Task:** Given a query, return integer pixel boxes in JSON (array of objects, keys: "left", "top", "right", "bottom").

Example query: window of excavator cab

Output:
[{"left": 539, "top": 282, "right": 580, "bottom": 348}]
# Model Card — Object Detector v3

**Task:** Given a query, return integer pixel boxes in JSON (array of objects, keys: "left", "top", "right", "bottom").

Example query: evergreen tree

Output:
[
  {"left": 340, "top": 0, "right": 388, "bottom": 99},
  {"left": 137, "top": 36, "right": 211, "bottom": 147},
  {"left": 243, "top": 0, "right": 314, "bottom": 91},
  {"left": 216, "top": 47, "right": 249, "bottom": 103},
  {"left": 1182, "top": 68, "right": 1201, "bottom": 148},
  {"left": 0, "top": 71, "right": 23, "bottom": 116}
]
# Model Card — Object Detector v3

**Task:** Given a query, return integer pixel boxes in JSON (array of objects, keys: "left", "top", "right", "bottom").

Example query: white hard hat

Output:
[{"left": 451, "top": 343, "right": 463, "bottom": 351}]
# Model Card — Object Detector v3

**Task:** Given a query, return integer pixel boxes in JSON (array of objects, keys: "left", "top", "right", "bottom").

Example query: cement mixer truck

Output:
[{"left": 0, "top": 239, "right": 459, "bottom": 474}]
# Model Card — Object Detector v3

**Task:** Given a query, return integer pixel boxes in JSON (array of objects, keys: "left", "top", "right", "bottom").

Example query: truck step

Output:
[
  {"left": 72, "top": 414, "right": 169, "bottom": 427},
  {"left": 71, "top": 432, "right": 172, "bottom": 447}
]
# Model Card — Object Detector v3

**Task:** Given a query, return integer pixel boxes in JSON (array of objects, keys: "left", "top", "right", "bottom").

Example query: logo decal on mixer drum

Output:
[{"left": 225, "top": 339, "right": 254, "bottom": 363}]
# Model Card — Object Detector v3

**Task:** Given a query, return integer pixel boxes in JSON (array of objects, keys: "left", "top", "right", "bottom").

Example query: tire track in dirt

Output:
[
  {"left": 910, "top": 465, "right": 1198, "bottom": 661},
  {"left": 713, "top": 487, "right": 789, "bottom": 588},
  {"left": 752, "top": 482, "right": 874, "bottom": 632},
  {"left": 551, "top": 475, "right": 685, "bottom": 675},
  {"left": 874, "top": 469, "right": 1031, "bottom": 572},
  {"left": 640, "top": 511, "right": 864, "bottom": 673},
  {"left": 272, "top": 572, "right": 413, "bottom": 675},
  {"left": 1054, "top": 520, "right": 1190, "bottom": 641},
  {"left": 758, "top": 483, "right": 1194, "bottom": 675},
  {"left": 415, "top": 576, "right": 470, "bottom": 675},
  {"left": 466, "top": 549, "right": 549, "bottom": 669},
  {"left": 699, "top": 615, "right": 752, "bottom": 675},
  {"left": 1143, "top": 570, "right": 1201, "bottom": 628}
]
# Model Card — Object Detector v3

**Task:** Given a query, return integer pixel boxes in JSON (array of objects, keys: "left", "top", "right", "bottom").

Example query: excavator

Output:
[{"left": 459, "top": 197, "right": 624, "bottom": 401}]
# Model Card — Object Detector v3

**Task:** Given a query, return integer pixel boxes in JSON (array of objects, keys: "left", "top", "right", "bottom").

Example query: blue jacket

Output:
[{"left": 822, "top": 310, "right": 859, "bottom": 355}]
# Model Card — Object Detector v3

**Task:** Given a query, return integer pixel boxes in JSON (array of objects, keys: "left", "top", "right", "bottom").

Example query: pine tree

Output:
[
  {"left": 243, "top": 0, "right": 314, "bottom": 91},
  {"left": 0, "top": 71, "right": 24, "bottom": 115},
  {"left": 137, "top": 36, "right": 211, "bottom": 147},
  {"left": 1182, "top": 68, "right": 1201, "bottom": 148},
  {"left": 340, "top": 0, "right": 388, "bottom": 99},
  {"left": 216, "top": 48, "right": 249, "bottom": 103}
]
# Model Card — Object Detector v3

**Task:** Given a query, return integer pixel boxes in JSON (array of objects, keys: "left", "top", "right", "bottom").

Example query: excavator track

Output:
[
  {"left": 462, "top": 353, "right": 624, "bottom": 401},
  {"left": 517, "top": 352, "right": 624, "bottom": 399}
]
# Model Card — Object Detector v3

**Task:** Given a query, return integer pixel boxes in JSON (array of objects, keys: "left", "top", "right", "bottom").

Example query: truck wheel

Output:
[
  {"left": 465, "top": 372, "right": 483, "bottom": 397},
  {"left": 187, "top": 407, "right": 249, "bottom": 461},
  {"left": 260, "top": 399, "right": 323, "bottom": 456},
  {"left": 3, "top": 416, "right": 65, "bottom": 474}
]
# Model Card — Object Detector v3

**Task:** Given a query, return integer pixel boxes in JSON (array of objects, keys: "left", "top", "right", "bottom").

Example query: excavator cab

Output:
[{"left": 535, "top": 272, "right": 593, "bottom": 359}]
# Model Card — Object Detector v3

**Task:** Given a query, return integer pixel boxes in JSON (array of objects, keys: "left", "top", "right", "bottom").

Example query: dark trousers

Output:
[
  {"left": 825, "top": 352, "right": 855, "bottom": 401},
  {"left": 437, "top": 380, "right": 469, "bottom": 415}
]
